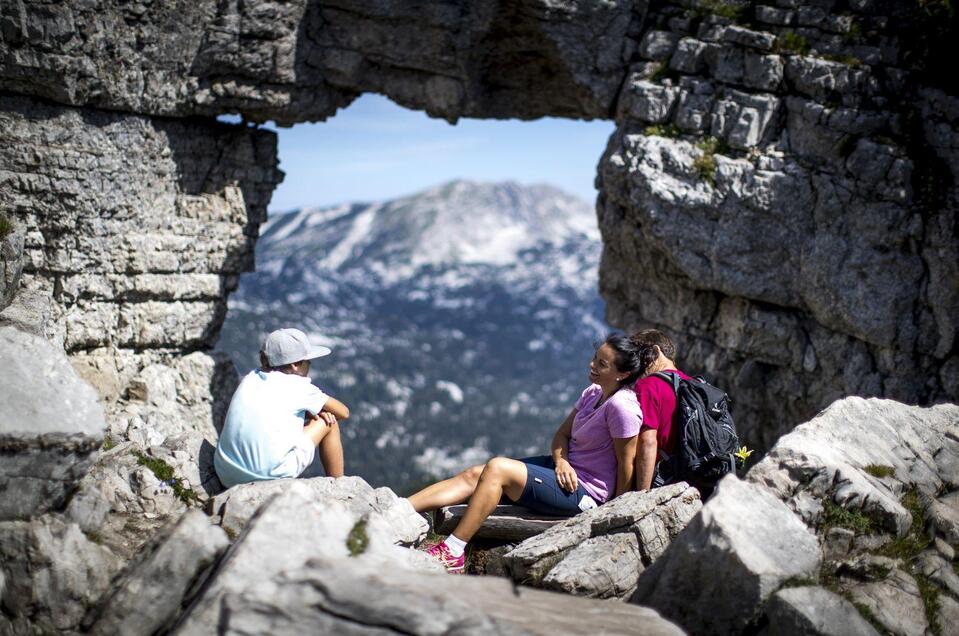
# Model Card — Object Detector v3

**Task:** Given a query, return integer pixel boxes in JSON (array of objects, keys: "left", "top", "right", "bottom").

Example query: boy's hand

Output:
[{"left": 319, "top": 412, "right": 337, "bottom": 426}]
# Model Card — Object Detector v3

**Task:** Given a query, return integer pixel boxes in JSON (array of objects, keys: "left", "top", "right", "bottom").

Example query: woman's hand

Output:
[{"left": 554, "top": 458, "right": 579, "bottom": 493}]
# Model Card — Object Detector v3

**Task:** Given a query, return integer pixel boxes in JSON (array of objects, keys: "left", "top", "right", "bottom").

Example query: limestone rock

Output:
[
  {"left": 762, "top": 586, "right": 880, "bottom": 636},
  {"left": 843, "top": 567, "right": 928, "bottom": 636},
  {"left": 0, "top": 215, "right": 24, "bottom": 311},
  {"left": 0, "top": 325, "right": 106, "bottom": 520},
  {"left": 631, "top": 476, "right": 821, "bottom": 635},
  {"left": 176, "top": 483, "right": 442, "bottom": 633},
  {"left": 212, "top": 558, "right": 684, "bottom": 636},
  {"left": 85, "top": 511, "right": 229, "bottom": 636},
  {"left": 748, "top": 398, "right": 959, "bottom": 537},
  {"left": 209, "top": 475, "right": 428, "bottom": 545},
  {"left": 927, "top": 491, "right": 959, "bottom": 547},
  {"left": 497, "top": 483, "right": 701, "bottom": 598},
  {"left": 0, "top": 515, "right": 122, "bottom": 632}
]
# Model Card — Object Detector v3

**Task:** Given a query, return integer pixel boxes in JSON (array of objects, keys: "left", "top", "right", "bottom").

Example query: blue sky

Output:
[{"left": 225, "top": 94, "right": 615, "bottom": 213}]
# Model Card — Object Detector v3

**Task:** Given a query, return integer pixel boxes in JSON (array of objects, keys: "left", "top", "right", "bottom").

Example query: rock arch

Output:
[{"left": 0, "top": 0, "right": 955, "bottom": 448}]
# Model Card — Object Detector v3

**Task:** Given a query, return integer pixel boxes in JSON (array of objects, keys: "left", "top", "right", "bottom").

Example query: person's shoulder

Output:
[{"left": 610, "top": 387, "right": 641, "bottom": 411}]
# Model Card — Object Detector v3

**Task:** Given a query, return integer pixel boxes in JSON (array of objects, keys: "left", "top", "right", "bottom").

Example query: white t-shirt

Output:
[{"left": 214, "top": 369, "right": 329, "bottom": 488}]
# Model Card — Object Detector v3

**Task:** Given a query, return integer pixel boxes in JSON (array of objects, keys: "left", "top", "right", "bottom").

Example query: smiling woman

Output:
[{"left": 219, "top": 93, "right": 614, "bottom": 212}]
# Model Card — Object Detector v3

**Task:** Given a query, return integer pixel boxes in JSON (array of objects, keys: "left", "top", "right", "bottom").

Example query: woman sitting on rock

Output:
[{"left": 409, "top": 333, "right": 643, "bottom": 572}]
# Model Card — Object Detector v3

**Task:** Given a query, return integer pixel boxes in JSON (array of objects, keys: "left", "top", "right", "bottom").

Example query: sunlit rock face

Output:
[{"left": 0, "top": 0, "right": 955, "bottom": 452}]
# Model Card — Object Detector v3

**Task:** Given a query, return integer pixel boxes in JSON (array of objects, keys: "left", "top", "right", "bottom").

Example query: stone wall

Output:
[
  {"left": 596, "top": 1, "right": 958, "bottom": 445},
  {"left": 0, "top": 0, "right": 955, "bottom": 450},
  {"left": 0, "top": 93, "right": 281, "bottom": 442}
]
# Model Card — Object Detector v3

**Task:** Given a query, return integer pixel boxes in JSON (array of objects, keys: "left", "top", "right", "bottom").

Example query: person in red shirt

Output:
[{"left": 631, "top": 329, "right": 691, "bottom": 491}]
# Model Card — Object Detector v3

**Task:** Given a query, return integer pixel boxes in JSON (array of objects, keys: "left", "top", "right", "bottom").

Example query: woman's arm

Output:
[
  {"left": 551, "top": 408, "right": 578, "bottom": 492},
  {"left": 612, "top": 436, "right": 638, "bottom": 498},
  {"left": 321, "top": 396, "right": 350, "bottom": 421}
]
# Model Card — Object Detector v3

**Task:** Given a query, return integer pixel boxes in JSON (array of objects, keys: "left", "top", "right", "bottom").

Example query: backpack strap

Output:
[{"left": 652, "top": 371, "right": 681, "bottom": 395}]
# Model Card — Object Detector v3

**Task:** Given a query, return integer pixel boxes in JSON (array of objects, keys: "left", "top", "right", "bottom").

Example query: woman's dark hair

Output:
[
  {"left": 630, "top": 329, "right": 677, "bottom": 376},
  {"left": 602, "top": 333, "right": 644, "bottom": 386}
]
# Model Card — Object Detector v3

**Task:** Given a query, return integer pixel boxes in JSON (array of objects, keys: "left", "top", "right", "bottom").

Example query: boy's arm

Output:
[{"left": 321, "top": 396, "right": 350, "bottom": 420}]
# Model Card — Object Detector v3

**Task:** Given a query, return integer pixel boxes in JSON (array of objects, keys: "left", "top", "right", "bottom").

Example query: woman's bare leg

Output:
[
  {"left": 408, "top": 464, "right": 484, "bottom": 513},
  {"left": 451, "top": 457, "right": 527, "bottom": 542},
  {"left": 318, "top": 422, "right": 344, "bottom": 478}
]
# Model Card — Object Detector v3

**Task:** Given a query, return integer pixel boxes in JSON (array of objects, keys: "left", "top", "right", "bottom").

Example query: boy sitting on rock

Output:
[{"left": 214, "top": 328, "right": 350, "bottom": 488}]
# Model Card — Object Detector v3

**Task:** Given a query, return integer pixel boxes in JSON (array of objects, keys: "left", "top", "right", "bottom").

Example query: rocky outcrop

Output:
[
  {"left": 631, "top": 476, "right": 822, "bottom": 633},
  {"left": 0, "top": 514, "right": 122, "bottom": 634},
  {"left": 176, "top": 483, "right": 684, "bottom": 636},
  {"left": 84, "top": 511, "right": 229, "bottom": 636},
  {"left": 0, "top": 214, "right": 23, "bottom": 311},
  {"left": 630, "top": 397, "right": 959, "bottom": 636},
  {"left": 0, "top": 325, "right": 106, "bottom": 520},
  {"left": 494, "top": 482, "right": 701, "bottom": 599},
  {"left": 208, "top": 475, "right": 428, "bottom": 544},
  {"left": 0, "top": 0, "right": 635, "bottom": 124},
  {"left": 1, "top": 0, "right": 954, "bottom": 453},
  {"left": 596, "top": 4, "right": 959, "bottom": 447}
]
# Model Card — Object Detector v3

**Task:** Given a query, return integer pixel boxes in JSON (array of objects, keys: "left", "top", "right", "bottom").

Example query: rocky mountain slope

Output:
[{"left": 218, "top": 180, "right": 607, "bottom": 490}]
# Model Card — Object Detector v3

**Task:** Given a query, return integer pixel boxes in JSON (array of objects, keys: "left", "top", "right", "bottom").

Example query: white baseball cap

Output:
[{"left": 261, "top": 328, "right": 332, "bottom": 366}]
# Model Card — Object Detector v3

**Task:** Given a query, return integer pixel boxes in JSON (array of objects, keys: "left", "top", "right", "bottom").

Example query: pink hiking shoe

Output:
[{"left": 426, "top": 542, "right": 465, "bottom": 573}]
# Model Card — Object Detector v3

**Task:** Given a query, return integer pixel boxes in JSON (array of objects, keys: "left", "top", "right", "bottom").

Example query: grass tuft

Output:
[
  {"left": 693, "top": 137, "right": 728, "bottom": 186},
  {"left": 775, "top": 31, "right": 810, "bottom": 55},
  {"left": 645, "top": 124, "right": 683, "bottom": 138},
  {"left": 0, "top": 214, "right": 13, "bottom": 240},
  {"left": 916, "top": 575, "right": 942, "bottom": 636},
  {"left": 879, "top": 489, "right": 931, "bottom": 560},
  {"left": 102, "top": 436, "right": 117, "bottom": 452},
  {"left": 821, "top": 500, "right": 877, "bottom": 535},
  {"left": 696, "top": 0, "right": 746, "bottom": 20},
  {"left": 347, "top": 519, "right": 369, "bottom": 556},
  {"left": 863, "top": 464, "right": 896, "bottom": 479},
  {"left": 134, "top": 451, "right": 199, "bottom": 506}
]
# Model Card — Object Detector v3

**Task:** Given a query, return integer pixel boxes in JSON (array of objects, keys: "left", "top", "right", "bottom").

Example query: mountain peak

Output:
[{"left": 259, "top": 180, "right": 598, "bottom": 276}]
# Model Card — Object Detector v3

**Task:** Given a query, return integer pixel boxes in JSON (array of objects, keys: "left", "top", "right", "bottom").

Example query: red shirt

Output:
[{"left": 634, "top": 370, "right": 692, "bottom": 456}]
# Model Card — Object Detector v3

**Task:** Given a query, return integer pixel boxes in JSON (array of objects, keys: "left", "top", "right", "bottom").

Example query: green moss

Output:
[
  {"left": 822, "top": 53, "right": 864, "bottom": 67},
  {"left": 101, "top": 436, "right": 117, "bottom": 452},
  {"left": 347, "top": 519, "right": 369, "bottom": 556},
  {"left": 821, "top": 500, "right": 877, "bottom": 535},
  {"left": 223, "top": 526, "right": 238, "bottom": 542},
  {"left": 651, "top": 62, "right": 680, "bottom": 84},
  {"left": 0, "top": 214, "right": 13, "bottom": 240},
  {"left": 775, "top": 31, "right": 810, "bottom": 55},
  {"left": 781, "top": 576, "right": 818, "bottom": 589},
  {"left": 916, "top": 575, "right": 942, "bottom": 636},
  {"left": 645, "top": 123, "right": 683, "bottom": 138},
  {"left": 134, "top": 451, "right": 199, "bottom": 506},
  {"left": 696, "top": 0, "right": 746, "bottom": 20},
  {"left": 693, "top": 137, "right": 728, "bottom": 186},
  {"left": 863, "top": 464, "right": 895, "bottom": 479},
  {"left": 850, "top": 600, "right": 885, "bottom": 633},
  {"left": 879, "top": 489, "right": 931, "bottom": 560},
  {"left": 84, "top": 530, "right": 104, "bottom": 545},
  {"left": 918, "top": 0, "right": 955, "bottom": 18}
]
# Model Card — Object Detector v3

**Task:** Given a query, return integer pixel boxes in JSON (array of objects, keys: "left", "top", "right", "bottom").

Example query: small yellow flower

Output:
[{"left": 734, "top": 446, "right": 754, "bottom": 462}]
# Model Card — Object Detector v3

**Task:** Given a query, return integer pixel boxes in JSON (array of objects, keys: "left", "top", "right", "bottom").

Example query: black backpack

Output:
[{"left": 653, "top": 372, "right": 739, "bottom": 488}]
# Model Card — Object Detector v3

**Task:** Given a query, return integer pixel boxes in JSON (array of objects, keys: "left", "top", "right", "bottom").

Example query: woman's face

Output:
[{"left": 588, "top": 343, "right": 622, "bottom": 387}]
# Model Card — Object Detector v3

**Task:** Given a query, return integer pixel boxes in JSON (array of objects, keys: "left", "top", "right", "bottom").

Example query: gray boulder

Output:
[
  {"left": 213, "top": 557, "right": 685, "bottom": 636},
  {"left": 748, "top": 398, "right": 959, "bottom": 542},
  {"left": 762, "top": 586, "right": 880, "bottom": 636},
  {"left": 0, "top": 325, "right": 106, "bottom": 520},
  {"left": 176, "top": 482, "right": 440, "bottom": 633},
  {"left": 209, "top": 475, "right": 427, "bottom": 545},
  {"left": 0, "top": 215, "right": 23, "bottom": 311},
  {"left": 631, "top": 476, "right": 821, "bottom": 635},
  {"left": 0, "top": 515, "right": 121, "bottom": 632},
  {"left": 85, "top": 510, "right": 229, "bottom": 636},
  {"left": 842, "top": 566, "right": 928, "bottom": 636},
  {"left": 497, "top": 483, "right": 701, "bottom": 598}
]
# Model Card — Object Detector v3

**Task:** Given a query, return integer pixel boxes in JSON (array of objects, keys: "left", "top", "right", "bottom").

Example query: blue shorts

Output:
[{"left": 512, "top": 455, "right": 598, "bottom": 517}]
